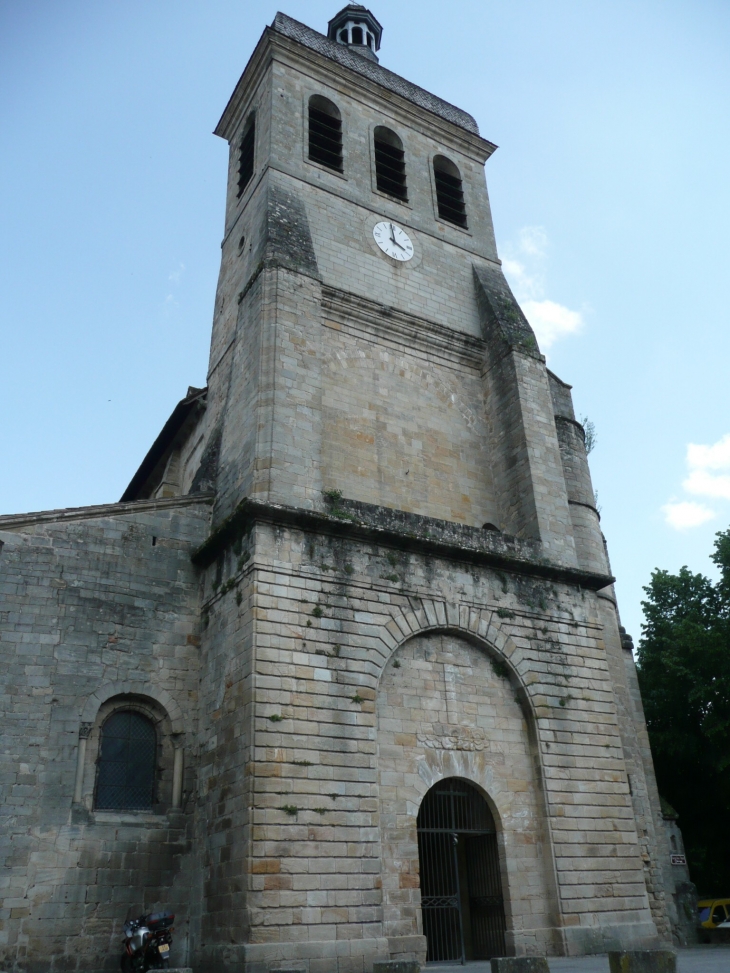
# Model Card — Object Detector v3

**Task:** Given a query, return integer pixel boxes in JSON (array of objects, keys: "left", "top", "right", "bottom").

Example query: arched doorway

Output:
[{"left": 417, "top": 778, "right": 506, "bottom": 963}]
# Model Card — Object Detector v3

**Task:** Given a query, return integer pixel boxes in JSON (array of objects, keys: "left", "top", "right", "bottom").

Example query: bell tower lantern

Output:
[{"left": 327, "top": 4, "right": 382, "bottom": 61}]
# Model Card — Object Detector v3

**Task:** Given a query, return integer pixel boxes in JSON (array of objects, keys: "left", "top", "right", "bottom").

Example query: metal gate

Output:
[{"left": 417, "top": 778, "right": 506, "bottom": 963}]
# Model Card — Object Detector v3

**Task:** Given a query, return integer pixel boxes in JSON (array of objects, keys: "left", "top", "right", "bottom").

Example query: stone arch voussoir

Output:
[
  {"left": 79, "top": 681, "right": 185, "bottom": 736},
  {"left": 379, "top": 598, "right": 535, "bottom": 722}
]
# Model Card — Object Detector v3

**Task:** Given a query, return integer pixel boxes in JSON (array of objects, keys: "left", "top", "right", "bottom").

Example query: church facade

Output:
[{"left": 0, "top": 8, "right": 689, "bottom": 972}]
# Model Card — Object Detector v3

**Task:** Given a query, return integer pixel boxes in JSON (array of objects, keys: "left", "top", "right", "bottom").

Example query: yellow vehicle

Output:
[{"left": 697, "top": 899, "right": 730, "bottom": 941}]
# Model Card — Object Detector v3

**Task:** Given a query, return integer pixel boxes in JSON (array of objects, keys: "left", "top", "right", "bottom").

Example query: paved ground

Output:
[{"left": 429, "top": 947, "right": 730, "bottom": 972}]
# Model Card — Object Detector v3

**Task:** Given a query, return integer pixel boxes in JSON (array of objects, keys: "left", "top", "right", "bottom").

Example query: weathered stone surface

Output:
[
  {"left": 0, "top": 7, "right": 683, "bottom": 973},
  {"left": 491, "top": 958, "right": 550, "bottom": 973},
  {"left": 0, "top": 497, "right": 211, "bottom": 973},
  {"left": 608, "top": 950, "right": 677, "bottom": 973},
  {"left": 373, "top": 962, "right": 420, "bottom": 973},
  {"left": 266, "top": 14, "right": 482, "bottom": 135}
]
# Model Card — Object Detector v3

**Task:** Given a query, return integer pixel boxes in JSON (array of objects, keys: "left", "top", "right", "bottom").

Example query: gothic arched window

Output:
[
  {"left": 374, "top": 127, "right": 407, "bottom": 201},
  {"left": 433, "top": 155, "right": 467, "bottom": 227},
  {"left": 237, "top": 113, "right": 256, "bottom": 197},
  {"left": 95, "top": 710, "right": 156, "bottom": 810},
  {"left": 308, "top": 96, "right": 343, "bottom": 172}
]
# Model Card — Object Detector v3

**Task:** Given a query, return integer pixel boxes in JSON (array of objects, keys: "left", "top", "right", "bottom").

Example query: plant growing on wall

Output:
[{"left": 580, "top": 416, "right": 597, "bottom": 454}]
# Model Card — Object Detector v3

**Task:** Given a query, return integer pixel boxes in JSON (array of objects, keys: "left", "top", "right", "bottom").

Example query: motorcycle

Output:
[{"left": 120, "top": 911, "right": 175, "bottom": 971}]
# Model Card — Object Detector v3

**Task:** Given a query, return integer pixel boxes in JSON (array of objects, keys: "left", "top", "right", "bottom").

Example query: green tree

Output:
[{"left": 636, "top": 528, "right": 730, "bottom": 893}]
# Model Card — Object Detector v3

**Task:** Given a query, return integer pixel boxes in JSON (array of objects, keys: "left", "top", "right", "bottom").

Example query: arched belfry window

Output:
[
  {"left": 308, "top": 96, "right": 343, "bottom": 172},
  {"left": 374, "top": 127, "right": 407, "bottom": 201},
  {"left": 95, "top": 710, "right": 156, "bottom": 810},
  {"left": 433, "top": 155, "right": 467, "bottom": 227},
  {"left": 237, "top": 113, "right": 256, "bottom": 197}
]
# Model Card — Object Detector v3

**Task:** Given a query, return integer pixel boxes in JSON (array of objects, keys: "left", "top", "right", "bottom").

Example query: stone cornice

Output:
[
  {"left": 214, "top": 27, "right": 273, "bottom": 143},
  {"left": 554, "top": 413, "right": 587, "bottom": 439},
  {"left": 215, "top": 25, "right": 495, "bottom": 161},
  {"left": 0, "top": 493, "right": 215, "bottom": 531},
  {"left": 270, "top": 14, "right": 484, "bottom": 139},
  {"left": 321, "top": 285, "right": 485, "bottom": 370},
  {"left": 568, "top": 498, "right": 601, "bottom": 520},
  {"left": 191, "top": 496, "right": 614, "bottom": 592}
]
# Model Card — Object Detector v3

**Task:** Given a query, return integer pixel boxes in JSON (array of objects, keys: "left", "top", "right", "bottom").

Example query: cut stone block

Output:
[{"left": 608, "top": 951, "right": 677, "bottom": 973}]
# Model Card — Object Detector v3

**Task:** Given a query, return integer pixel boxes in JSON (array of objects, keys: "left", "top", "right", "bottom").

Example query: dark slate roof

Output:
[
  {"left": 119, "top": 387, "right": 207, "bottom": 502},
  {"left": 272, "top": 13, "right": 480, "bottom": 136}
]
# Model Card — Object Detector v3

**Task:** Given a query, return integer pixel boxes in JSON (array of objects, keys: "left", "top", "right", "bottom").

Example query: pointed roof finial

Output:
[{"left": 327, "top": 5, "right": 382, "bottom": 62}]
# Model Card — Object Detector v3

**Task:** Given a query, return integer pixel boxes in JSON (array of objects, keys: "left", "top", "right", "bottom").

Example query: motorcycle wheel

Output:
[{"left": 120, "top": 954, "right": 136, "bottom": 973}]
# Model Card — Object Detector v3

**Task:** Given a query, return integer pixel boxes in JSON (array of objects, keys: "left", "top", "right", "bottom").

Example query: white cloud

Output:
[
  {"left": 680, "top": 432, "right": 730, "bottom": 501},
  {"left": 662, "top": 500, "right": 715, "bottom": 530},
  {"left": 522, "top": 299, "right": 583, "bottom": 350},
  {"left": 687, "top": 433, "right": 730, "bottom": 471},
  {"left": 162, "top": 293, "right": 179, "bottom": 317},
  {"left": 683, "top": 469, "right": 730, "bottom": 501},
  {"left": 662, "top": 432, "right": 730, "bottom": 529},
  {"left": 501, "top": 257, "right": 543, "bottom": 302},
  {"left": 168, "top": 262, "right": 185, "bottom": 285},
  {"left": 500, "top": 226, "right": 583, "bottom": 352},
  {"left": 516, "top": 225, "right": 548, "bottom": 257}
]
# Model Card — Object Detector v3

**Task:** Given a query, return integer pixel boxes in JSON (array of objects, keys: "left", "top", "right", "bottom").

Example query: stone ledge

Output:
[
  {"left": 192, "top": 496, "right": 614, "bottom": 592},
  {"left": 608, "top": 951, "right": 677, "bottom": 973},
  {"left": 0, "top": 492, "right": 214, "bottom": 530},
  {"left": 322, "top": 284, "right": 485, "bottom": 369}
]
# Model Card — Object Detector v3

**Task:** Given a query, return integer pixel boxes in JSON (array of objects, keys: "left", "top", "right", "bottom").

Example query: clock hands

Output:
[
  {"left": 373, "top": 221, "right": 413, "bottom": 261},
  {"left": 388, "top": 223, "right": 406, "bottom": 251}
]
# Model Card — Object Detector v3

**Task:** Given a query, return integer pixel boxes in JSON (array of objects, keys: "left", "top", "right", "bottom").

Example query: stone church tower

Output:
[{"left": 0, "top": 8, "right": 689, "bottom": 972}]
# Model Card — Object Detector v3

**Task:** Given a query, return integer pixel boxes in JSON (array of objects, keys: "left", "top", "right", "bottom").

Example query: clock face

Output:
[{"left": 373, "top": 221, "right": 414, "bottom": 262}]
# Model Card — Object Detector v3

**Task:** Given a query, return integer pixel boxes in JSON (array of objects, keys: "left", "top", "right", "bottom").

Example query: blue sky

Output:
[{"left": 2, "top": 0, "right": 729, "bottom": 642}]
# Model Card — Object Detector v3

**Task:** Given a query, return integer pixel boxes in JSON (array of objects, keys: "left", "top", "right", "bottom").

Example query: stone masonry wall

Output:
[
  {"left": 222, "top": 49, "right": 499, "bottom": 329},
  {"left": 192, "top": 517, "right": 660, "bottom": 971},
  {"left": 320, "top": 327, "right": 498, "bottom": 526},
  {"left": 377, "top": 631, "right": 558, "bottom": 957},
  {"left": 0, "top": 498, "right": 210, "bottom": 973}
]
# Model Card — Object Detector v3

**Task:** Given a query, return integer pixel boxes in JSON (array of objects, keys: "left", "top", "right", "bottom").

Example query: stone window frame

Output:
[
  {"left": 73, "top": 686, "right": 185, "bottom": 821},
  {"left": 428, "top": 151, "right": 472, "bottom": 237},
  {"left": 236, "top": 110, "right": 257, "bottom": 199},
  {"left": 233, "top": 100, "right": 261, "bottom": 212},
  {"left": 431, "top": 152, "right": 469, "bottom": 230},
  {"left": 302, "top": 89, "right": 349, "bottom": 182},
  {"left": 367, "top": 120, "right": 413, "bottom": 211},
  {"left": 95, "top": 707, "right": 158, "bottom": 811}
]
